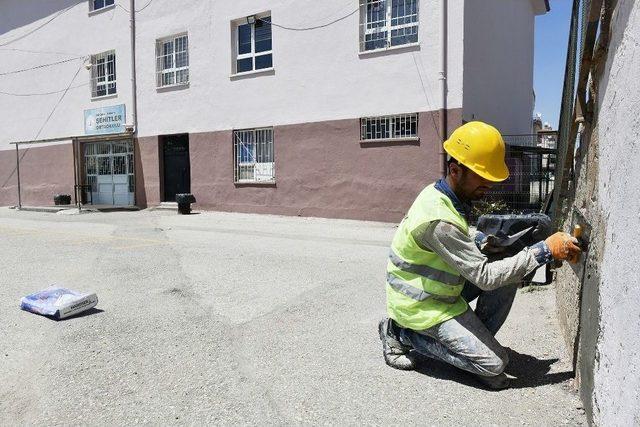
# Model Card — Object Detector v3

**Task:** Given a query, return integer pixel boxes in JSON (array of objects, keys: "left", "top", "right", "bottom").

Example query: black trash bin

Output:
[
  {"left": 175, "top": 193, "right": 196, "bottom": 215},
  {"left": 53, "top": 194, "right": 71, "bottom": 206}
]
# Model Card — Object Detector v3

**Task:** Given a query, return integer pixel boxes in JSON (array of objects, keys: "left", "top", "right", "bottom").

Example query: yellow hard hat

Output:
[{"left": 443, "top": 121, "right": 509, "bottom": 182}]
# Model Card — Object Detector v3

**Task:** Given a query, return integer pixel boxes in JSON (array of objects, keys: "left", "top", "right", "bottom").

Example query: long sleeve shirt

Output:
[{"left": 411, "top": 221, "right": 549, "bottom": 291}]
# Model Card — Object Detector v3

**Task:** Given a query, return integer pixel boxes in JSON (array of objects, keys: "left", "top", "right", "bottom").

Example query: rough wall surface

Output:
[
  {"left": 556, "top": 1, "right": 640, "bottom": 424},
  {"left": 592, "top": 0, "right": 640, "bottom": 423}
]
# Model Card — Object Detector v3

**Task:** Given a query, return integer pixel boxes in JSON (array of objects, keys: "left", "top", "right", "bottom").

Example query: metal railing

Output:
[{"left": 472, "top": 132, "right": 557, "bottom": 221}]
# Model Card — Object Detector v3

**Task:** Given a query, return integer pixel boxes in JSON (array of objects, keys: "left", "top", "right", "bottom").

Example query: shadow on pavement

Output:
[
  {"left": 55, "top": 308, "right": 105, "bottom": 321},
  {"left": 412, "top": 348, "right": 574, "bottom": 391}
]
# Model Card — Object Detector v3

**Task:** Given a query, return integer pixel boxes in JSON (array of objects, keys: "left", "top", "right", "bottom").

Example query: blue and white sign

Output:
[{"left": 84, "top": 104, "right": 126, "bottom": 135}]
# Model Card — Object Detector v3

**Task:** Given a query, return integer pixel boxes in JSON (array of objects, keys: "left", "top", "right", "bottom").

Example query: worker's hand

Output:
[{"left": 545, "top": 232, "right": 582, "bottom": 263}]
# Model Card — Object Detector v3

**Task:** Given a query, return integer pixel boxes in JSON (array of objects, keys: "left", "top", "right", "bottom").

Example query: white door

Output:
[{"left": 85, "top": 141, "right": 134, "bottom": 206}]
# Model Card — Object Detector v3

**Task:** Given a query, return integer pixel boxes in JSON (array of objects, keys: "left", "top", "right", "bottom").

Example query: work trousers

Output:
[{"left": 397, "top": 281, "right": 518, "bottom": 377}]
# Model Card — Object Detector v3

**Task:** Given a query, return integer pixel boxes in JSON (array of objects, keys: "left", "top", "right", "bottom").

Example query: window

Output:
[
  {"left": 234, "top": 16, "right": 273, "bottom": 74},
  {"left": 233, "top": 128, "right": 275, "bottom": 183},
  {"left": 90, "top": 50, "right": 116, "bottom": 98},
  {"left": 360, "top": 114, "right": 418, "bottom": 141},
  {"left": 90, "top": 0, "right": 115, "bottom": 12},
  {"left": 359, "top": 0, "right": 419, "bottom": 52},
  {"left": 156, "top": 34, "right": 189, "bottom": 88}
]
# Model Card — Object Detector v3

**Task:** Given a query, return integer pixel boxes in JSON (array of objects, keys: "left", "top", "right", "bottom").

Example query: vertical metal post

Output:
[
  {"left": 438, "top": 0, "right": 448, "bottom": 177},
  {"left": 15, "top": 143, "right": 22, "bottom": 209}
]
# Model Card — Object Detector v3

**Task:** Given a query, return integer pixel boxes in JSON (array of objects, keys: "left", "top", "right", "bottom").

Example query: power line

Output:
[
  {"left": 0, "top": 57, "right": 84, "bottom": 76},
  {"left": 34, "top": 65, "right": 83, "bottom": 140},
  {"left": 257, "top": 8, "right": 358, "bottom": 31},
  {"left": 0, "top": 82, "right": 89, "bottom": 97},
  {"left": 116, "top": 0, "right": 154, "bottom": 13},
  {"left": 0, "top": 47, "right": 84, "bottom": 57},
  {"left": 0, "top": 1, "right": 83, "bottom": 47}
]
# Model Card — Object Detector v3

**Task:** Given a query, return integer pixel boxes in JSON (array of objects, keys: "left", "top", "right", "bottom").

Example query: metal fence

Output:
[{"left": 473, "top": 132, "right": 557, "bottom": 220}]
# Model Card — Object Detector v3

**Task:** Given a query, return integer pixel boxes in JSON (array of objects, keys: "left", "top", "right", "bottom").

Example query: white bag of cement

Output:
[{"left": 20, "top": 286, "right": 98, "bottom": 319}]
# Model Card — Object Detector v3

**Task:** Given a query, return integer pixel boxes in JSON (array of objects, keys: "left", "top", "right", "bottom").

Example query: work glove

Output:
[{"left": 545, "top": 232, "right": 582, "bottom": 263}]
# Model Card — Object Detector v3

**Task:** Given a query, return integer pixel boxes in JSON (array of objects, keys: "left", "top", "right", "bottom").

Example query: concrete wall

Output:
[
  {"left": 134, "top": 0, "right": 464, "bottom": 137},
  {"left": 462, "top": 0, "right": 538, "bottom": 135},
  {"left": 0, "top": 0, "right": 133, "bottom": 144},
  {"left": 556, "top": 0, "right": 640, "bottom": 424},
  {"left": 136, "top": 109, "right": 461, "bottom": 222},
  {"left": 0, "top": 141, "right": 75, "bottom": 206}
]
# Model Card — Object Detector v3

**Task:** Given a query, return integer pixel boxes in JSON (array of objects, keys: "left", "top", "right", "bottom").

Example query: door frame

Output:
[
  {"left": 78, "top": 136, "right": 136, "bottom": 206},
  {"left": 159, "top": 133, "right": 191, "bottom": 202}
]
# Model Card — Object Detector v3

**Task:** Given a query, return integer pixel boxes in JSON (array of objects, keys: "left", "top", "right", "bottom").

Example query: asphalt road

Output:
[{"left": 0, "top": 208, "right": 586, "bottom": 425}]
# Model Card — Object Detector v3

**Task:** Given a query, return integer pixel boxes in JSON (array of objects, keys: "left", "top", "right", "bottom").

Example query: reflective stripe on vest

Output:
[
  {"left": 388, "top": 249, "right": 461, "bottom": 286},
  {"left": 386, "top": 273, "right": 458, "bottom": 304}
]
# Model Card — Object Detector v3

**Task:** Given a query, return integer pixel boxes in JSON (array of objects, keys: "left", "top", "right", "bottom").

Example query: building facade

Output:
[{"left": 0, "top": 0, "right": 547, "bottom": 222}]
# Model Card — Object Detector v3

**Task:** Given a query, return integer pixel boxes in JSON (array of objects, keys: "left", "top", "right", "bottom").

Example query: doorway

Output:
[
  {"left": 161, "top": 134, "right": 190, "bottom": 202},
  {"left": 84, "top": 140, "right": 134, "bottom": 206}
]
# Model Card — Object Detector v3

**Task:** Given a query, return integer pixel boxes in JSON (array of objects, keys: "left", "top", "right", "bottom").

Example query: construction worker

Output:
[{"left": 378, "top": 121, "right": 581, "bottom": 389}]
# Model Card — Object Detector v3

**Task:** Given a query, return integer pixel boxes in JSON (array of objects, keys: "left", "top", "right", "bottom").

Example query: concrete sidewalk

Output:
[{"left": 0, "top": 208, "right": 586, "bottom": 425}]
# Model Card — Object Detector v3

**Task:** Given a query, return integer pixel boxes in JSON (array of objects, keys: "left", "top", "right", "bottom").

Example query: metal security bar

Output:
[
  {"left": 84, "top": 141, "right": 134, "bottom": 204},
  {"left": 156, "top": 34, "right": 189, "bottom": 88},
  {"left": 471, "top": 133, "right": 557, "bottom": 221},
  {"left": 233, "top": 128, "right": 275, "bottom": 183},
  {"left": 360, "top": 113, "right": 418, "bottom": 141},
  {"left": 91, "top": 50, "right": 116, "bottom": 98},
  {"left": 359, "top": 0, "right": 419, "bottom": 52}
]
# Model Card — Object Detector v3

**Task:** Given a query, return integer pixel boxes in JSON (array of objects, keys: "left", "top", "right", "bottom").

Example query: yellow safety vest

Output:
[{"left": 386, "top": 184, "right": 469, "bottom": 330}]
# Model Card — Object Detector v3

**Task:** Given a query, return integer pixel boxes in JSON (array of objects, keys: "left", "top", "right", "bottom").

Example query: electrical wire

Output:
[
  {"left": 0, "top": 82, "right": 90, "bottom": 97},
  {"left": 116, "top": 0, "right": 154, "bottom": 13},
  {"left": 34, "top": 65, "right": 83, "bottom": 140},
  {"left": 0, "top": 1, "right": 83, "bottom": 47},
  {"left": 256, "top": 8, "right": 359, "bottom": 31},
  {"left": 0, "top": 47, "right": 84, "bottom": 57},
  {"left": 0, "top": 57, "right": 84, "bottom": 76}
]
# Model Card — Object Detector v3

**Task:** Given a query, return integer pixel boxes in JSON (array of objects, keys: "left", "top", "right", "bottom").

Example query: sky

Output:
[{"left": 533, "top": 0, "right": 572, "bottom": 129}]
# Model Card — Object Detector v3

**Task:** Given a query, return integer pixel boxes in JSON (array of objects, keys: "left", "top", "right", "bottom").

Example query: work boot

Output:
[
  {"left": 475, "top": 372, "right": 511, "bottom": 390},
  {"left": 378, "top": 318, "right": 416, "bottom": 370}
]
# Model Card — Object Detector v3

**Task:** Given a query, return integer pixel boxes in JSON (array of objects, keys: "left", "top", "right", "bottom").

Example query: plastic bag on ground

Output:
[{"left": 20, "top": 286, "right": 98, "bottom": 319}]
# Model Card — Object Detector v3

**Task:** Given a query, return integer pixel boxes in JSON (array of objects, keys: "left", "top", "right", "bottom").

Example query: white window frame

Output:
[
  {"left": 233, "top": 128, "right": 275, "bottom": 183},
  {"left": 360, "top": 113, "right": 419, "bottom": 142},
  {"left": 232, "top": 13, "right": 273, "bottom": 76},
  {"left": 155, "top": 33, "right": 190, "bottom": 89},
  {"left": 90, "top": 50, "right": 117, "bottom": 99},
  {"left": 89, "top": 0, "right": 115, "bottom": 13},
  {"left": 359, "top": 0, "right": 420, "bottom": 52}
]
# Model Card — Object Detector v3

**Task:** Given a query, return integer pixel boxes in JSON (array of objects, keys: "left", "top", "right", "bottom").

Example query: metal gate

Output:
[
  {"left": 84, "top": 140, "right": 134, "bottom": 205},
  {"left": 476, "top": 133, "right": 557, "bottom": 217}
]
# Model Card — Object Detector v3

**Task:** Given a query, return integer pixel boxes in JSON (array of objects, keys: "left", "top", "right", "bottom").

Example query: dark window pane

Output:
[
  {"left": 254, "top": 17, "right": 272, "bottom": 53},
  {"left": 255, "top": 54, "right": 272, "bottom": 70},
  {"left": 365, "top": 31, "right": 387, "bottom": 50},
  {"left": 238, "top": 24, "right": 252, "bottom": 54},
  {"left": 237, "top": 57, "right": 253, "bottom": 73},
  {"left": 390, "top": 27, "right": 418, "bottom": 46},
  {"left": 105, "top": 0, "right": 114, "bottom": 6},
  {"left": 94, "top": 0, "right": 104, "bottom": 10}
]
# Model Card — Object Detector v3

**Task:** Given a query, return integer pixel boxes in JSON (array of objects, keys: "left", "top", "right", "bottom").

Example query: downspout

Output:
[
  {"left": 15, "top": 143, "right": 21, "bottom": 209},
  {"left": 439, "top": 0, "right": 448, "bottom": 177},
  {"left": 129, "top": 0, "right": 138, "bottom": 206},
  {"left": 129, "top": 0, "right": 138, "bottom": 133}
]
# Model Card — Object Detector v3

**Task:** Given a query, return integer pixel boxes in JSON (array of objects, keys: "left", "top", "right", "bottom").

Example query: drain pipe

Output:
[
  {"left": 129, "top": 0, "right": 138, "bottom": 133},
  {"left": 15, "top": 143, "right": 21, "bottom": 209},
  {"left": 438, "top": 0, "right": 448, "bottom": 177}
]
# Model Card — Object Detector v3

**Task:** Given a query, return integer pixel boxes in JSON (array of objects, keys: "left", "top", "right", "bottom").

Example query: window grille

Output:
[
  {"left": 233, "top": 128, "right": 275, "bottom": 183},
  {"left": 84, "top": 141, "right": 134, "bottom": 197},
  {"left": 360, "top": 113, "right": 418, "bottom": 141},
  {"left": 234, "top": 16, "right": 273, "bottom": 74},
  {"left": 359, "top": 0, "right": 419, "bottom": 52},
  {"left": 90, "top": 50, "right": 116, "bottom": 98},
  {"left": 156, "top": 34, "right": 189, "bottom": 88},
  {"left": 90, "top": 0, "right": 114, "bottom": 12}
]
